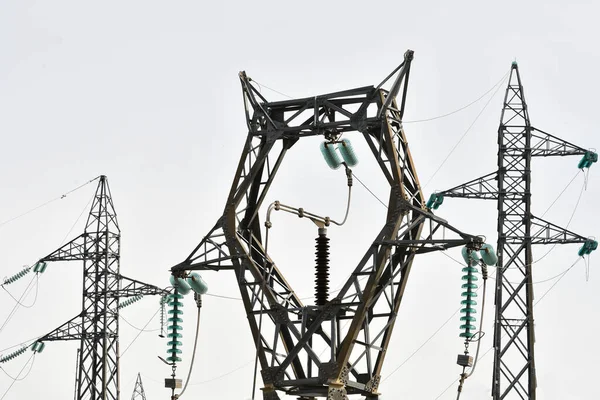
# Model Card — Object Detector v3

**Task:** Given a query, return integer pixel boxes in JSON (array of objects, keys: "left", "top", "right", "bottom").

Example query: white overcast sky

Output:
[{"left": 1, "top": 1, "right": 599, "bottom": 399}]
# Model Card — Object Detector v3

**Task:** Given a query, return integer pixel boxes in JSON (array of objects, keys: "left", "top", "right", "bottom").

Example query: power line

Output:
[
  {"left": 403, "top": 71, "right": 510, "bottom": 124},
  {"left": 351, "top": 172, "right": 388, "bottom": 209},
  {"left": 421, "top": 71, "right": 509, "bottom": 190},
  {"left": 58, "top": 194, "right": 95, "bottom": 247},
  {"left": 540, "top": 170, "right": 582, "bottom": 218},
  {"left": 0, "top": 353, "right": 36, "bottom": 400},
  {"left": 0, "top": 176, "right": 99, "bottom": 229},
  {"left": 2, "top": 275, "right": 39, "bottom": 308},
  {"left": 120, "top": 307, "right": 161, "bottom": 357},
  {"left": 534, "top": 258, "right": 582, "bottom": 305},
  {"left": 0, "top": 275, "right": 38, "bottom": 335},
  {"left": 249, "top": 79, "right": 293, "bottom": 99},
  {"left": 189, "top": 360, "right": 254, "bottom": 386},
  {"left": 120, "top": 314, "right": 160, "bottom": 333}
]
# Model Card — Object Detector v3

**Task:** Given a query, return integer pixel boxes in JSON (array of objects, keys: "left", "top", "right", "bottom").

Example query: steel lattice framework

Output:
[
  {"left": 34, "top": 176, "right": 169, "bottom": 400},
  {"left": 171, "top": 50, "right": 485, "bottom": 399},
  {"left": 131, "top": 373, "right": 147, "bottom": 400},
  {"left": 439, "top": 62, "right": 593, "bottom": 399}
]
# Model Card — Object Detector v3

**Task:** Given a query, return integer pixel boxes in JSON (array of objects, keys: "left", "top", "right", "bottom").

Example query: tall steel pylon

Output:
[
  {"left": 29, "top": 176, "right": 169, "bottom": 400},
  {"left": 131, "top": 373, "right": 147, "bottom": 400},
  {"left": 438, "top": 62, "right": 596, "bottom": 399},
  {"left": 171, "top": 50, "right": 488, "bottom": 399}
]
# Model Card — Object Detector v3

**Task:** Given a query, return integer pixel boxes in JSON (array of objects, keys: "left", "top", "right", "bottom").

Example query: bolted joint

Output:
[{"left": 262, "top": 367, "right": 284, "bottom": 385}]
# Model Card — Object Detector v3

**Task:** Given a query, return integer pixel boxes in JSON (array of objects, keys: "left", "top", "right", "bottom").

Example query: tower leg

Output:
[
  {"left": 262, "top": 386, "right": 281, "bottom": 400},
  {"left": 327, "top": 383, "right": 348, "bottom": 400}
]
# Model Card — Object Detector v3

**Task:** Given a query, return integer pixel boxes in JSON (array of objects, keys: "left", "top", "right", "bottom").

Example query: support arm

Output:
[
  {"left": 39, "top": 233, "right": 88, "bottom": 262},
  {"left": 439, "top": 172, "right": 499, "bottom": 200},
  {"left": 110, "top": 275, "right": 171, "bottom": 298},
  {"left": 520, "top": 215, "right": 591, "bottom": 245},
  {"left": 530, "top": 127, "right": 589, "bottom": 157},
  {"left": 39, "top": 314, "right": 85, "bottom": 342}
]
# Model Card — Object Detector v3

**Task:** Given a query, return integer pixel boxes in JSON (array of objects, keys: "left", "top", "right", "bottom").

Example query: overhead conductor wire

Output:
[
  {"left": 120, "top": 307, "right": 161, "bottom": 356},
  {"left": 402, "top": 71, "right": 511, "bottom": 124},
  {"left": 0, "top": 352, "right": 36, "bottom": 400},
  {"left": 421, "top": 71, "right": 510, "bottom": 190},
  {"left": 0, "top": 176, "right": 99, "bottom": 229},
  {"left": 0, "top": 275, "right": 38, "bottom": 335}
]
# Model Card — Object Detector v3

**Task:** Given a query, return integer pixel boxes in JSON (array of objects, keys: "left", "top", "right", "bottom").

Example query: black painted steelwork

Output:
[
  {"left": 171, "top": 50, "right": 484, "bottom": 399},
  {"left": 439, "top": 62, "right": 593, "bottom": 400},
  {"left": 35, "top": 176, "right": 170, "bottom": 400}
]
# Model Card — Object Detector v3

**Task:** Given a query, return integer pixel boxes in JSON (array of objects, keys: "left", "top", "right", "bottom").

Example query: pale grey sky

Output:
[{"left": 1, "top": 1, "right": 599, "bottom": 399}]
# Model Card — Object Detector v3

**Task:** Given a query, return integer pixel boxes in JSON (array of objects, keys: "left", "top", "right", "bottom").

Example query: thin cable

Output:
[
  {"left": 120, "top": 314, "right": 160, "bottom": 332},
  {"left": 177, "top": 305, "right": 201, "bottom": 398},
  {"left": 382, "top": 306, "right": 461, "bottom": 382},
  {"left": 189, "top": 360, "right": 254, "bottom": 385},
  {"left": 403, "top": 71, "right": 510, "bottom": 124},
  {"left": 249, "top": 79, "right": 293, "bottom": 99},
  {"left": 0, "top": 176, "right": 99, "bottom": 229},
  {"left": 0, "top": 275, "right": 37, "bottom": 335},
  {"left": 120, "top": 307, "right": 161, "bottom": 356},
  {"left": 352, "top": 172, "right": 388, "bottom": 209},
  {"left": 540, "top": 170, "right": 581, "bottom": 218},
  {"left": 0, "top": 353, "right": 35, "bottom": 400},
  {"left": 205, "top": 293, "right": 241, "bottom": 301},
  {"left": 534, "top": 258, "right": 582, "bottom": 305},
  {"left": 435, "top": 377, "right": 460, "bottom": 400},
  {"left": 2, "top": 275, "right": 39, "bottom": 308},
  {"left": 0, "top": 355, "right": 35, "bottom": 381},
  {"left": 330, "top": 185, "right": 352, "bottom": 226},
  {"left": 422, "top": 72, "right": 509, "bottom": 190},
  {"left": 58, "top": 194, "right": 95, "bottom": 247}
]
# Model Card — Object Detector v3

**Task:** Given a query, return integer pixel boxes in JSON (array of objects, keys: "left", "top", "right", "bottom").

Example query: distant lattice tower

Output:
[
  {"left": 131, "top": 373, "right": 147, "bottom": 400},
  {"left": 28, "top": 176, "right": 169, "bottom": 400},
  {"left": 438, "top": 62, "right": 596, "bottom": 399}
]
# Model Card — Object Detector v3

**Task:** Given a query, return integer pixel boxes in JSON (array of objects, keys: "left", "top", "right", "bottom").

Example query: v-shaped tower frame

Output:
[
  {"left": 438, "top": 62, "right": 595, "bottom": 400},
  {"left": 171, "top": 50, "right": 486, "bottom": 399}
]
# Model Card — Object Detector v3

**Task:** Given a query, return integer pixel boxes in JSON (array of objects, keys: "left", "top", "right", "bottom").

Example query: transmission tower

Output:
[
  {"left": 170, "top": 50, "right": 489, "bottom": 399},
  {"left": 437, "top": 62, "right": 596, "bottom": 399},
  {"left": 131, "top": 373, "right": 147, "bottom": 400},
  {"left": 27, "top": 175, "right": 170, "bottom": 400}
]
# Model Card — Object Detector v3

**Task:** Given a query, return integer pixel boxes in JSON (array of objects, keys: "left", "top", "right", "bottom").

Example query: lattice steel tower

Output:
[
  {"left": 438, "top": 62, "right": 596, "bottom": 399},
  {"left": 31, "top": 176, "right": 169, "bottom": 400},
  {"left": 170, "top": 50, "right": 490, "bottom": 399},
  {"left": 131, "top": 373, "right": 147, "bottom": 400}
]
